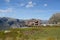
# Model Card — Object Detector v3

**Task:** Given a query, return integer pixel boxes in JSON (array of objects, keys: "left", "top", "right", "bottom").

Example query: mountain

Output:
[
  {"left": 0, "top": 17, "right": 25, "bottom": 30},
  {"left": 41, "top": 20, "right": 49, "bottom": 24},
  {"left": 0, "top": 17, "right": 49, "bottom": 30}
]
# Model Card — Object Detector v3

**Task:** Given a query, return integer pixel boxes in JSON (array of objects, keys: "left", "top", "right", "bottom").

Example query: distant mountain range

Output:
[
  {"left": 41, "top": 20, "right": 49, "bottom": 24},
  {"left": 0, "top": 17, "right": 25, "bottom": 30},
  {"left": 0, "top": 17, "right": 49, "bottom": 30}
]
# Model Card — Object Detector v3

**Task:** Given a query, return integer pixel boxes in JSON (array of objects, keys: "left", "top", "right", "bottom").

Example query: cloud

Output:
[
  {"left": 25, "top": 1, "right": 36, "bottom": 8},
  {"left": 20, "top": 3, "right": 25, "bottom": 6},
  {"left": 0, "top": 8, "right": 13, "bottom": 13},
  {"left": 5, "top": 0, "right": 10, "bottom": 3},
  {"left": 44, "top": 4, "right": 48, "bottom": 7}
]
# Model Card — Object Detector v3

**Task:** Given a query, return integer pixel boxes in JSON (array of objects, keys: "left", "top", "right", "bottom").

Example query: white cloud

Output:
[
  {"left": 28, "top": 1, "right": 32, "bottom": 4},
  {"left": 26, "top": 1, "right": 36, "bottom": 8},
  {"left": 44, "top": 4, "right": 48, "bottom": 7},
  {"left": 0, "top": 8, "right": 13, "bottom": 13},
  {"left": 26, "top": 1, "right": 33, "bottom": 8},
  {"left": 20, "top": 3, "right": 25, "bottom": 6},
  {"left": 5, "top": 0, "right": 10, "bottom": 3}
]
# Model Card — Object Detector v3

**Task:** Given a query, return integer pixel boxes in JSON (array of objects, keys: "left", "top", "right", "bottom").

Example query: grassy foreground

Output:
[{"left": 0, "top": 27, "right": 60, "bottom": 40}]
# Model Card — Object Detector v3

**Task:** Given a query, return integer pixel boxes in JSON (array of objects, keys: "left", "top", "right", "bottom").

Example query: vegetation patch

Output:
[{"left": 0, "top": 27, "right": 60, "bottom": 40}]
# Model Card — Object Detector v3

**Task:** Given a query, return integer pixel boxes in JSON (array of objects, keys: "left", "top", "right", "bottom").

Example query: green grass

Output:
[{"left": 0, "top": 27, "right": 60, "bottom": 40}]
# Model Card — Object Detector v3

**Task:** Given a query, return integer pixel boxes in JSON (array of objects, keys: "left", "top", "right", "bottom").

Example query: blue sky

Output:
[{"left": 0, "top": 0, "right": 60, "bottom": 20}]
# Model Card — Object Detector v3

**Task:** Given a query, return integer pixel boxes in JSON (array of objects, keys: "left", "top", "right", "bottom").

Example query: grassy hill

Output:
[{"left": 0, "top": 27, "right": 60, "bottom": 40}]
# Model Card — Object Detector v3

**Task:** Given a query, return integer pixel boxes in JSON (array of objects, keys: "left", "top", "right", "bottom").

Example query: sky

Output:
[{"left": 0, "top": 0, "right": 60, "bottom": 20}]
